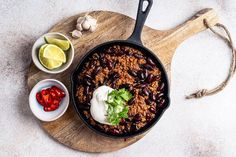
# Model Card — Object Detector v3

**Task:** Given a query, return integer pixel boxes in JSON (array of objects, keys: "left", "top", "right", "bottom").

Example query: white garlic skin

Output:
[
  {"left": 77, "top": 17, "right": 85, "bottom": 24},
  {"left": 71, "top": 30, "right": 82, "bottom": 38},
  {"left": 88, "top": 18, "right": 97, "bottom": 26},
  {"left": 89, "top": 25, "right": 97, "bottom": 32},
  {"left": 76, "top": 23, "right": 83, "bottom": 31},
  {"left": 82, "top": 20, "right": 91, "bottom": 30}
]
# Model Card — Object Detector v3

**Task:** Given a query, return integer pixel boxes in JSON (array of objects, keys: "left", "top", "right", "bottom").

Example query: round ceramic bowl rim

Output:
[
  {"left": 31, "top": 32, "right": 74, "bottom": 74},
  {"left": 29, "top": 79, "right": 69, "bottom": 122}
]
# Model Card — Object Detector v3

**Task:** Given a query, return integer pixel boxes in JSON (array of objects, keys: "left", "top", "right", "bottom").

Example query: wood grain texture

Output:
[{"left": 27, "top": 8, "right": 218, "bottom": 152}]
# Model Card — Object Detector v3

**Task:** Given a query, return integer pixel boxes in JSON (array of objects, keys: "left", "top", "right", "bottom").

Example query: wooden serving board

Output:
[{"left": 27, "top": 9, "right": 219, "bottom": 153}]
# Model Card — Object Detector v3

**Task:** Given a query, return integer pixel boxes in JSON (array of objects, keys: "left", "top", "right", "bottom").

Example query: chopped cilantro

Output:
[{"left": 106, "top": 88, "right": 133, "bottom": 125}]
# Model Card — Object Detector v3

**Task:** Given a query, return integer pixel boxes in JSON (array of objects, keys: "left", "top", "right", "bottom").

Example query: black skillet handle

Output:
[{"left": 127, "top": 0, "right": 153, "bottom": 45}]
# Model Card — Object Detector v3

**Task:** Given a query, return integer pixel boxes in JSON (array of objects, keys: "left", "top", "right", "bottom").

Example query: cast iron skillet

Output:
[{"left": 71, "top": 0, "right": 170, "bottom": 138}]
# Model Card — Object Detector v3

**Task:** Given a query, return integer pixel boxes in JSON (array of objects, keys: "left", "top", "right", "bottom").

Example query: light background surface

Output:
[{"left": 0, "top": 0, "right": 236, "bottom": 157}]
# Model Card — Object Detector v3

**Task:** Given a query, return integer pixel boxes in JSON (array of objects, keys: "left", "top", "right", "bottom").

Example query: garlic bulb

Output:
[{"left": 71, "top": 14, "right": 98, "bottom": 38}]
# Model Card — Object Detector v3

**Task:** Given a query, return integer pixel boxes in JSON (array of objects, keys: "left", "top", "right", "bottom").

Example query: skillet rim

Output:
[{"left": 71, "top": 39, "right": 170, "bottom": 138}]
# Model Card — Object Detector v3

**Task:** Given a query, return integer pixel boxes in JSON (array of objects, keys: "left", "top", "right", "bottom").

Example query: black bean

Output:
[
  {"left": 139, "top": 89, "right": 144, "bottom": 96},
  {"left": 138, "top": 71, "right": 145, "bottom": 80},
  {"left": 144, "top": 69, "right": 148, "bottom": 79},
  {"left": 124, "top": 50, "right": 130, "bottom": 55},
  {"left": 134, "top": 53, "right": 144, "bottom": 59},
  {"left": 158, "top": 82, "right": 165, "bottom": 91},
  {"left": 134, "top": 78, "right": 144, "bottom": 84},
  {"left": 128, "top": 69, "right": 137, "bottom": 77},
  {"left": 107, "top": 61, "right": 113, "bottom": 70},
  {"left": 100, "top": 58, "right": 107, "bottom": 67},
  {"left": 146, "top": 74, "right": 154, "bottom": 83},
  {"left": 90, "top": 86, "right": 95, "bottom": 91},
  {"left": 84, "top": 86, "right": 90, "bottom": 95},
  {"left": 147, "top": 58, "right": 155, "bottom": 66},
  {"left": 149, "top": 107, "right": 156, "bottom": 114},
  {"left": 145, "top": 99, "right": 152, "bottom": 105},
  {"left": 93, "top": 53, "right": 100, "bottom": 59},
  {"left": 111, "top": 82, "right": 117, "bottom": 88},
  {"left": 140, "top": 64, "right": 153, "bottom": 70},
  {"left": 110, "top": 72, "right": 119, "bottom": 80},
  {"left": 111, "top": 128, "right": 119, "bottom": 134},
  {"left": 150, "top": 93, "right": 156, "bottom": 101},
  {"left": 130, "top": 124, "right": 139, "bottom": 131},
  {"left": 125, "top": 118, "right": 132, "bottom": 122},
  {"left": 93, "top": 66, "right": 101, "bottom": 74},
  {"left": 143, "top": 88, "right": 149, "bottom": 96},
  {"left": 157, "top": 98, "right": 166, "bottom": 108},
  {"left": 146, "top": 113, "right": 152, "bottom": 122},
  {"left": 120, "top": 84, "right": 133, "bottom": 91},
  {"left": 86, "top": 94, "right": 92, "bottom": 103},
  {"left": 85, "top": 74, "right": 92, "bottom": 80},
  {"left": 128, "top": 85, "right": 133, "bottom": 91},
  {"left": 119, "top": 118, "right": 126, "bottom": 125},
  {"left": 90, "top": 63, "right": 95, "bottom": 69},
  {"left": 117, "top": 50, "right": 124, "bottom": 56},
  {"left": 130, "top": 89, "right": 135, "bottom": 95},
  {"left": 143, "top": 64, "right": 153, "bottom": 70},
  {"left": 135, "top": 83, "right": 147, "bottom": 88},
  {"left": 157, "top": 93, "right": 164, "bottom": 98},
  {"left": 128, "top": 97, "right": 135, "bottom": 105},
  {"left": 133, "top": 114, "right": 142, "bottom": 122},
  {"left": 119, "top": 84, "right": 129, "bottom": 89},
  {"left": 103, "top": 77, "right": 108, "bottom": 84},
  {"left": 85, "top": 79, "right": 92, "bottom": 86},
  {"left": 147, "top": 88, "right": 151, "bottom": 94},
  {"left": 79, "top": 104, "right": 90, "bottom": 110},
  {"left": 99, "top": 53, "right": 105, "bottom": 58}
]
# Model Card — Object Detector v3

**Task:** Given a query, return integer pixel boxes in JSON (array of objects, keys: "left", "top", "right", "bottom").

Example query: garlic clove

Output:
[
  {"left": 76, "top": 23, "right": 83, "bottom": 31},
  {"left": 71, "top": 30, "right": 82, "bottom": 38},
  {"left": 77, "top": 16, "right": 85, "bottom": 24},
  {"left": 88, "top": 18, "right": 97, "bottom": 26},
  {"left": 89, "top": 25, "right": 97, "bottom": 32},
  {"left": 82, "top": 20, "right": 91, "bottom": 30}
]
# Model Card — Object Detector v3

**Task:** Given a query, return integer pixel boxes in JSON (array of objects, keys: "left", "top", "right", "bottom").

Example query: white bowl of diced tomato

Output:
[{"left": 29, "top": 79, "right": 69, "bottom": 121}]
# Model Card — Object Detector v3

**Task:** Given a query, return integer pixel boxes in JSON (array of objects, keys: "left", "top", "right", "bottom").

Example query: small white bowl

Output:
[
  {"left": 32, "top": 32, "right": 74, "bottom": 74},
  {"left": 29, "top": 79, "right": 69, "bottom": 121}
]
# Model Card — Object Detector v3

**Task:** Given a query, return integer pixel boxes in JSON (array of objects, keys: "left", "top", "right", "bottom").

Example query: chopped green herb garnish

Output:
[{"left": 106, "top": 88, "right": 133, "bottom": 125}]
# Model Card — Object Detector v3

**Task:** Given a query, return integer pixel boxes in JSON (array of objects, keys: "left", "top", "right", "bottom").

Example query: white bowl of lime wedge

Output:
[{"left": 32, "top": 32, "right": 74, "bottom": 74}]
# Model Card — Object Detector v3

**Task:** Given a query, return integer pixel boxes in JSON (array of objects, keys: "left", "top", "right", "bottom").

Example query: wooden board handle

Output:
[{"left": 159, "top": 8, "right": 219, "bottom": 52}]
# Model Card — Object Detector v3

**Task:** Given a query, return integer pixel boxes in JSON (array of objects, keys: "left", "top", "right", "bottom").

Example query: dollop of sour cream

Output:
[{"left": 90, "top": 85, "right": 114, "bottom": 125}]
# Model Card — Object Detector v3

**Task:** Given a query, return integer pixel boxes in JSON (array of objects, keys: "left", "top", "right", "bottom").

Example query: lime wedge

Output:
[
  {"left": 45, "top": 36, "right": 70, "bottom": 51},
  {"left": 43, "top": 44, "right": 66, "bottom": 63},
  {"left": 39, "top": 44, "right": 62, "bottom": 70}
]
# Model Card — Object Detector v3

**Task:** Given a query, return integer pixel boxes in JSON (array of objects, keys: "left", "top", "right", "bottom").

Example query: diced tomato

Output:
[
  {"left": 36, "top": 86, "right": 65, "bottom": 112},
  {"left": 60, "top": 91, "right": 66, "bottom": 98},
  {"left": 49, "top": 89, "right": 58, "bottom": 99},
  {"left": 44, "top": 107, "right": 52, "bottom": 112},
  {"left": 51, "top": 86, "right": 66, "bottom": 98},
  {"left": 41, "top": 93, "right": 52, "bottom": 107},
  {"left": 41, "top": 89, "right": 48, "bottom": 95},
  {"left": 50, "top": 104, "right": 58, "bottom": 111},
  {"left": 36, "top": 92, "right": 45, "bottom": 106},
  {"left": 53, "top": 99, "right": 60, "bottom": 106}
]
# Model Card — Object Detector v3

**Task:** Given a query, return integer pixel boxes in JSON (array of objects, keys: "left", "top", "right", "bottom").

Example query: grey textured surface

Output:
[{"left": 0, "top": 0, "right": 236, "bottom": 156}]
